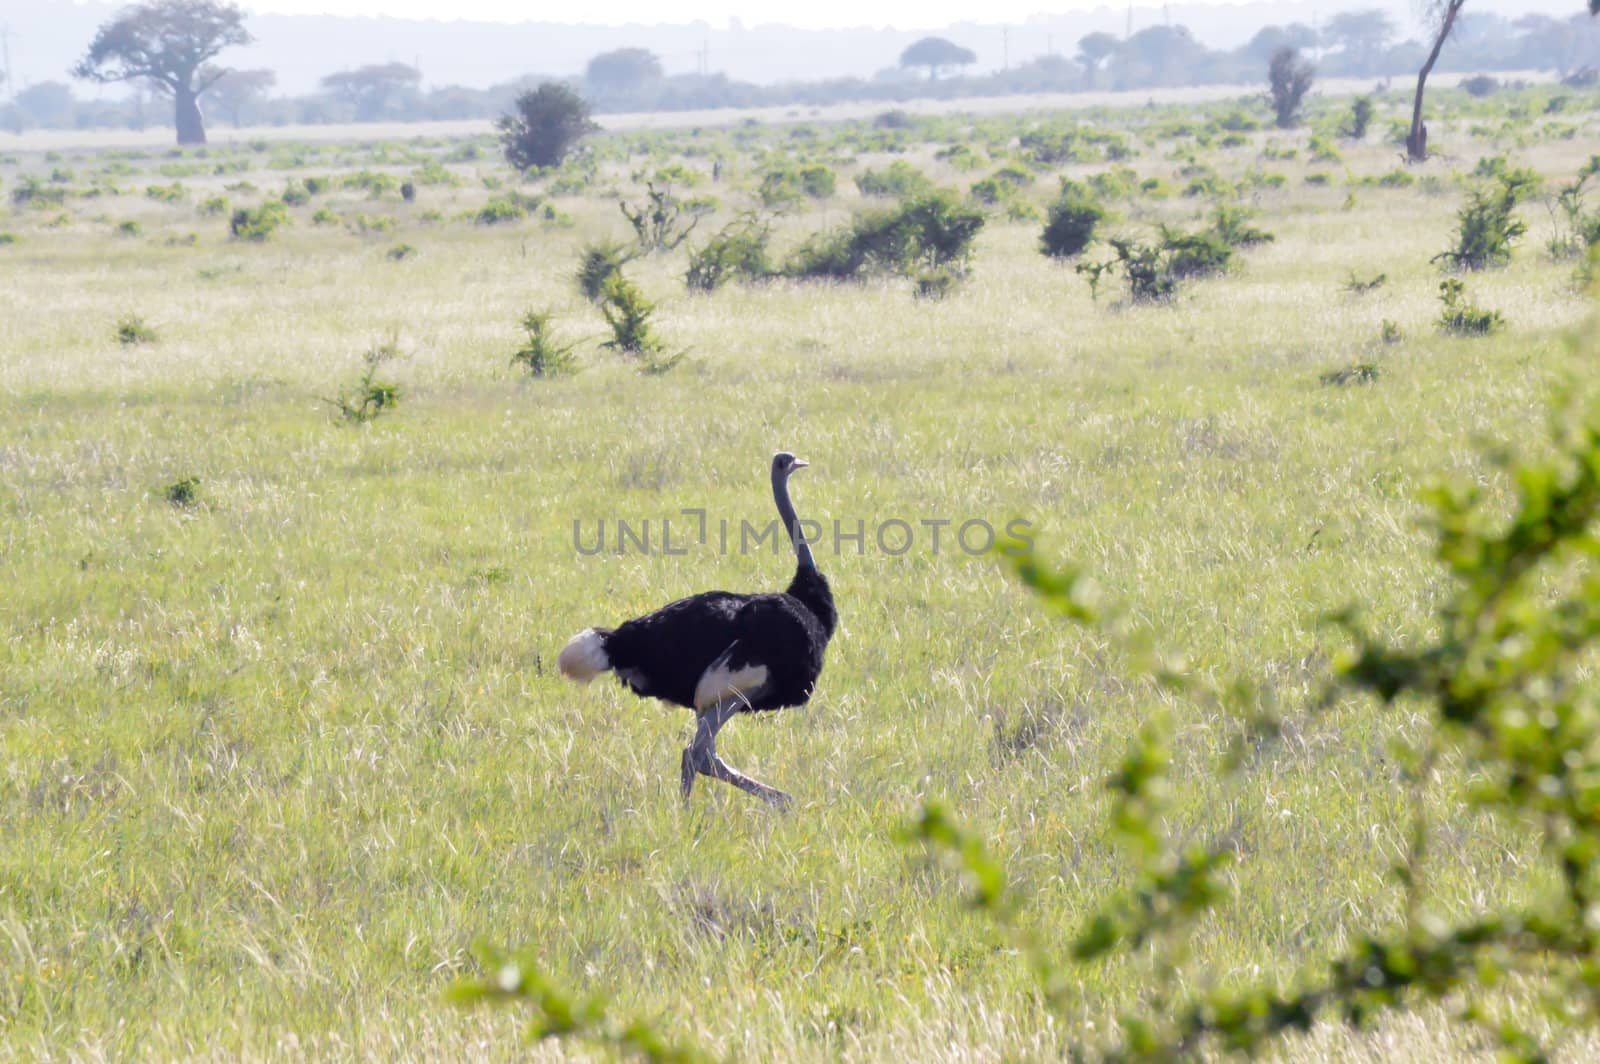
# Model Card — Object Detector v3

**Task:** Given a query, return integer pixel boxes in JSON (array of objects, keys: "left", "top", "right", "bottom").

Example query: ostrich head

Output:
[{"left": 772, "top": 451, "right": 809, "bottom": 478}]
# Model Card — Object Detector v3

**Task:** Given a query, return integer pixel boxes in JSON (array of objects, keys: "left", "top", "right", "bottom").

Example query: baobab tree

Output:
[{"left": 73, "top": 0, "right": 251, "bottom": 145}]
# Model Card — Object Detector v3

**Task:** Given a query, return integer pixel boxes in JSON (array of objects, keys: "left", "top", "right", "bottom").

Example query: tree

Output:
[
  {"left": 584, "top": 48, "right": 663, "bottom": 97},
  {"left": 321, "top": 62, "right": 421, "bottom": 122},
  {"left": 1116, "top": 25, "right": 1208, "bottom": 87},
  {"left": 1406, "top": 0, "right": 1467, "bottom": 162},
  {"left": 202, "top": 66, "right": 274, "bottom": 127},
  {"left": 1267, "top": 47, "right": 1315, "bottom": 128},
  {"left": 15, "top": 82, "right": 77, "bottom": 127},
  {"left": 496, "top": 82, "right": 598, "bottom": 171},
  {"left": 1515, "top": 12, "right": 1600, "bottom": 76},
  {"left": 72, "top": 0, "right": 251, "bottom": 145},
  {"left": 1241, "top": 23, "right": 1318, "bottom": 65},
  {"left": 1322, "top": 9, "right": 1395, "bottom": 74},
  {"left": 899, "top": 37, "right": 977, "bottom": 80},
  {"left": 1407, "top": 2, "right": 1596, "bottom": 162},
  {"left": 1076, "top": 32, "right": 1121, "bottom": 89}
]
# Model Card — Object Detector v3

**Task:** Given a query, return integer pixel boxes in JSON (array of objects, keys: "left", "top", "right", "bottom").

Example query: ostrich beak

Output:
[{"left": 791, "top": 458, "right": 809, "bottom": 470}]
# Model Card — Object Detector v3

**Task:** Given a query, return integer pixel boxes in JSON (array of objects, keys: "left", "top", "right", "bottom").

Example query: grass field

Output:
[{"left": 2, "top": 84, "right": 1599, "bottom": 1060}]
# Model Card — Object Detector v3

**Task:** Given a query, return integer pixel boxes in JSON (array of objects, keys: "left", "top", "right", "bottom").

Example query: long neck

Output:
[{"left": 772, "top": 471, "right": 815, "bottom": 571}]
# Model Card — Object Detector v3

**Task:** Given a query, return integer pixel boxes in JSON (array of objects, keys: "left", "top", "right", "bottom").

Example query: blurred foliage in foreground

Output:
[{"left": 457, "top": 293, "right": 1600, "bottom": 1059}]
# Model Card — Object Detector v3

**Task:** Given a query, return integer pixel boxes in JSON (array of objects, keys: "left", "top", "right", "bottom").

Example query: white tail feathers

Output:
[{"left": 558, "top": 628, "right": 610, "bottom": 683}]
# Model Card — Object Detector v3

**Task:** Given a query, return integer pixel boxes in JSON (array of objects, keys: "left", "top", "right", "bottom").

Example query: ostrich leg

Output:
[{"left": 681, "top": 697, "right": 791, "bottom": 808}]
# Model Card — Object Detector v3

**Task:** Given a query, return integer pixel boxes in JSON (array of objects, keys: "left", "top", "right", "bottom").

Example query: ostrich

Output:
[{"left": 557, "top": 452, "right": 836, "bottom": 808}]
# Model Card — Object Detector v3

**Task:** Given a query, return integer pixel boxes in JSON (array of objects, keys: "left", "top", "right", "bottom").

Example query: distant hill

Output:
[{"left": 4, "top": 0, "right": 1581, "bottom": 97}]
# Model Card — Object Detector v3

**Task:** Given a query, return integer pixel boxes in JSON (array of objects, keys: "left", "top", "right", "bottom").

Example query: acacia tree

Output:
[
  {"left": 202, "top": 66, "right": 274, "bottom": 127},
  {"left": 1240, "top": 23, "right": 1318, "bottom": 65},
  {"left": 1409, "top": 1, "right": 1597, "bottom": 162},
  {"left": 1076, "top": 32, "right": 1121, "bottom": 89},
  {"left": 584, "top": 48, "right": 663, "bottom": 99},
  {"left": 899, "top": 37, "right": 978, "bottom": 80},
  {"left": 321, "top": 62, "right": 421, "bottom": 121},
  {"left": 15, "top": 82, "right": 77, "bottom": 126},
  {"left": 1323, "top": 9, "right": 1395, "bottom": 75},
  {"left": 1405, "top": 0, "right": 1467, "bottom": 162},
  {"left": 72, "top": 0, "right": 251, "bottom": 145}
]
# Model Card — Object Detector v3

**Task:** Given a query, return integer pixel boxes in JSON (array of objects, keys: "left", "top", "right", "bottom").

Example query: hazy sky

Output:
[
  {"left": 224, "top": 0, "right": 1573, "bottom": 32},
  {"left": 233, "top": 0, "right": 1254, "bottom": 30}
]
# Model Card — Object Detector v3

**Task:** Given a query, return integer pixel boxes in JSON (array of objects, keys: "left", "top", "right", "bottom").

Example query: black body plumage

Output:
[
  {"left": 558, "top": 451, "right": 835, "bottom": 806},
  {"left": 599, "top": 565, "right": 835, "bottom": 712}
]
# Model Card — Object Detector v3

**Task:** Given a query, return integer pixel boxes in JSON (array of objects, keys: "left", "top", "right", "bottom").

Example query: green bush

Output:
[
  {"left": 1106, "top": 238, "right": 1176, "bottom": 303},
  {"left": 229, "top": 202, "right": 289, "bottom": 241},
  {"left": 510, "top": 310, "right": 578, "bottom": 377},
  {"left": 897, "top": 191, "right": 985, "bottom": 269},
  {"left": 1342, "top": 95, "right": 1375, "bottom": 139},
  {"left": 783, "top": 189, "right": 984, "bottom": 283},
  {"left": 619, "top": 181, "right": 702, "bottom": 251},
  {"left": 1433, "top": 168, "right": 1537, "bottom": 271},
  {"left": 475, "top": 195, "right": 529, "bottom": 226},
  {"left": 145, "top": 182, "right": 187, "bottom": 203},
  {"left": 798, "top": 164, "right": 836, "bottom": 200},
  {"left": 326, "top": 339, "right": 402, "bottom": 424},
  {"left": 1039, "top": 186, "right": 1105, "bottom": 259},
  {"left": 346, "top": 213, "right": 394, "bottom": 235},
  {"left": 913, "top": 266, "right": 963, "bottom": 301},
  {"left": 1307, "top": 135, "right": 1343, "bottom": 164},
  {"left": 1319, "top": 361, "right": 1380, "bottom": 386},
  {"left": 11, "top": 176, "right": 67, "bottom": 209},
  {"left": 1209, "top": 204, "right": 1273, "bottom": 247},
  {"left": 410, "top": 160, "right": 461, "bottom": 188},
  {"left": 685, "top": 216, "right": 772, "bottom": 292},
  {"left": 343, "top": 170, "right": 397, "bottom": 198},
  {"left": 161, "top": 477, "right": 200, "bottom": 508},
  {"left": 1546, "top": 158, "right": 1600, "bottom": 261},
  {"left": 1088, "top": 166, "right": 1141, "bottom": 200},
  {"left": 1342, "top": 271, "right": 1388, "bottom": 295},
  {"left": 598, "top": 273, "right": 681, "bottom": 374},
  {"left": 854, "top": 160, "right": 931, "bottom": 199},
  {"left": 1159, "top": 226, "right": 1233, "bottom": 280},
  {"left": 1082, "top": 222, "right": 1238, "bottom": 304},
  {"left": 970, "top": 162, "right": 1032, "bottom": 204},
  {"left": 576, "top": 241, "right": 632, "bottom": 302},
  {"left": 115, "top": 313, "right": 157, "bottom": 345},
  {"left": 1436, "top": 278, "right": 1504, "bottom": 335},
  {"left": 759, "top": 164, "right": 830, "bottom": 208}
]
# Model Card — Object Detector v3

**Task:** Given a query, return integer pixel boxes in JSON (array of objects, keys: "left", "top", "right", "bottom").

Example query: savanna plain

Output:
[{"left": 2, "top": 84, "right": 1599, "bottom": 1060}]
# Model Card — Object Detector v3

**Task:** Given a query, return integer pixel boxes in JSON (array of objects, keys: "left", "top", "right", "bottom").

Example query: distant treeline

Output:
[{"left": 6, "top": 9, "right": 1599, "bottom": 133}]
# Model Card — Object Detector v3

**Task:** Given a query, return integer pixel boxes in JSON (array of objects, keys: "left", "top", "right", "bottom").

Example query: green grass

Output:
[{"left": 2, "top": 87, "right": 1599, "bottom": 1059}]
